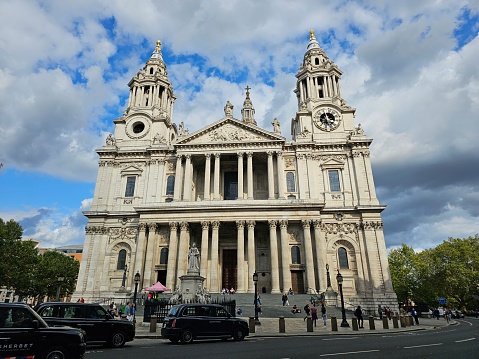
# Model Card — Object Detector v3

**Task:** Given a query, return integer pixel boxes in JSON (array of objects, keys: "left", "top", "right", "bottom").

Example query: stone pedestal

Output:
[
  {"left": 324, "top": 286, "right": 338, "bottom": 306},
  {"left": 179, "top": 272, "right": 206, "bottom": 302}
]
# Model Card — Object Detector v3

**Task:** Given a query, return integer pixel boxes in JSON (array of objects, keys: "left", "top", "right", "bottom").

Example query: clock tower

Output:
[{"left": 291, "top": 30, "right": 356, "bottom": 143}]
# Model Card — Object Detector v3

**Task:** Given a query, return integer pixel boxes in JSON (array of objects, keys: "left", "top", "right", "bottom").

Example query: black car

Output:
[
  {"left": 0, "top": 302, "right": 86, "bottom": 359},
  {"left": 161, "top": 303, "right": 249, "bottom": 344},
  {"left": 35, "top": 302, "right": 135, "bottom": 347}
]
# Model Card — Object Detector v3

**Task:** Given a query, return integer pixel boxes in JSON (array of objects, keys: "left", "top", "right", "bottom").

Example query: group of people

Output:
[
  {"left": 107, "top": 301, "right": 136, "bottom": 321},
  {"left": 290, "top": 302, "right": 327, "bottom": 327},
  {"left": 378, "top": 305, "right": 394, "bottom": 320},
  {"left": 221, "top": 288, "right": 236, "bottom": 295}
]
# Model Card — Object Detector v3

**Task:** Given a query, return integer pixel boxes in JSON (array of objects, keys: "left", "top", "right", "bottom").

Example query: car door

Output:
[
  {"left": 0, "top": 307, "right": 39, "bottom": 358},
  {"left": 85, "top": 305, "right": 110, "bottom": 342},
  {"left": 212, "top": 306, "right": 233, "bottom": 337}
]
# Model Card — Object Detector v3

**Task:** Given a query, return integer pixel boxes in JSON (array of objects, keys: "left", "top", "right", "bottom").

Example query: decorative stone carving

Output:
[
  {"left": 224, "top": 101, "right": 234, "bottom": 118},
  {"left": 109, "top": 227, "right": 138, "bottom": 240},
  {"left": 187, "top": 243, "right": 200, "bottom": 271},
  {"left": 272, "top": 118, "right": 281, "bottom": 133},
  {"left": 106, "top": 134, "right": 116, "bottom": 146}
]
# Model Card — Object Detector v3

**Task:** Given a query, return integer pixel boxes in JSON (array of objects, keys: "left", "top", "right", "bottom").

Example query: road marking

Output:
[
  {"left": 322, "top": 337, "right": 359, "bottom": 341},
  {"left": 319, "top": 350, "right": 380, "bottom": 356},
  {"left": 456, "top": 337, "right": 476, "bottom": 342},
  {"left": 404, "top": 343, "right": 443, "bottom": 349}
]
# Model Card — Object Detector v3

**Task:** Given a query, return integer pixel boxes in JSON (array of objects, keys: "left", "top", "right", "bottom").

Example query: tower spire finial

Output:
[
  {"left": 155, "top": 40, "right": 161, "bottom": 52},
  {"left": 310, "top": 29, "right": 316, "bottom": 41}
]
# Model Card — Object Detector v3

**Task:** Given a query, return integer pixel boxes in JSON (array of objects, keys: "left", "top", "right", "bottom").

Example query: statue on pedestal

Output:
[{"left": 188, "top": 243, "right": 200, "bottom": 271}]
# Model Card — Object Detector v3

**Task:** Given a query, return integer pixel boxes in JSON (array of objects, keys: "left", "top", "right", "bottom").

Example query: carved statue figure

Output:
[
  {"left": 179, "top": 122, "right": 185, "bottom": 136},
  {"left": 106, "top": 134, "right": 116, "bottom": 146},
  {"left": 272, "top": 118, "right": 281, "bottom": 133},
  {"left": 224, "top": 101, "right": 234, "bottom": 117},
  {"left": 188, "top": 242, "right": 200, "bottom": 270}
]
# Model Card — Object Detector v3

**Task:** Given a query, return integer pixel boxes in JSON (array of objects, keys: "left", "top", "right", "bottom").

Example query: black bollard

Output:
[
  {"left": 331, "top": 316, "right": 338, "bottom": 331},
  {"left": 393, "top": 315, "right": 399, "bottom": 328},
  {"left": 279, "top": 316, "right": 285, "bottom": 333},
  {"left": 249, "top": 317, "right": 256, "bottom": 333},
  {"left": 306, "top": 316, "right": 313, "bottom": 332},
  {"left": 368, "top": 315, "right": 375, "bottom": 330},
  {"left": 382, "top": 317, "right": 389, "bottom": 329},
  {"left": 352, "top": 317, "right": 358, "bottom": 331}
]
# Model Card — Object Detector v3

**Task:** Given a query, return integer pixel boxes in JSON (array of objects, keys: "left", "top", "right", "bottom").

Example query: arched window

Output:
[
  {"left": 338, "top": 247, "right": 349, "bottom": 269},
  {"left": 117, "top": 249, "right": 127, "bottom": 270},
  {"left": 286, "top": 172, "right": 295, "bottom": 192},
  {"left": 166, "top": 175, "right": 175, "bottom": 195},
  {"left": 160, "top": 248, "right": 169, "bottom": 264},
  {"left": 291, "top": 246, "right": 301, "bottom": 264},
  {"left": 315, "top": 58, "right": 320, "bottom": 65},
  {"left": 150, "top": 68, "right": 154, "bottom": 74}
]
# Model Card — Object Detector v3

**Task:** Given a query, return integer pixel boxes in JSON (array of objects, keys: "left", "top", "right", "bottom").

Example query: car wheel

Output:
[
  {"left": 169, "top": 338, "right": 179, "bottom": 343},
  {"left": 233, "top": 327, "right": 245, "bottom": 341},
  {"left": 43, "top": 347, "right": 68, "bottom": 359},
  {"left": 109, "top": 331, "right": 126, "bottom": 347},
  {"left": 180, "top": 329, "right": 194, "bottom": 344}
]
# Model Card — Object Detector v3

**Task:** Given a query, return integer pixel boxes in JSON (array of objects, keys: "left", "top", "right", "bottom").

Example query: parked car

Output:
[
  {"left": 35, "top": 302, "right": 135, "bottom": 347},
  {"left": 452, "top": 310, "right": 464, "bottom": 319},
  {"left": 161, "top": 303, "right": 249, "bottom": 344},
  {"left": 0, "top": 302, "right": 86, "bottom": 359}
]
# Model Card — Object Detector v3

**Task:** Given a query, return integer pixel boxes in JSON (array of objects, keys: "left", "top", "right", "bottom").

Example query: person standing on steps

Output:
[
  {"left": 311, "top": 304, "right": 318, "bottom": 327},
  {"left": 303, "top": 303, "right": 311, "bottom": 320}
]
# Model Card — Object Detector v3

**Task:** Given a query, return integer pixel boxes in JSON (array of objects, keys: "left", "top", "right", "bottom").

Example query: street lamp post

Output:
[
  {"left": 253, "top": 272, "right": 261, "bottom": 325},
  {"left": 133, "top": 272, "right": 140, "bottom": 323},
  {"left": 56, "top": 274, "right": 65, "bottom": 301},
  {"left": 336, "top": 270, "right": 349, "bottom": 327}
]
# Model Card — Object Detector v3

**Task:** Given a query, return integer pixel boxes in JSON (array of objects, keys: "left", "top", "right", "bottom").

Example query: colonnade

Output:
[
  {"left": 172, "top": 151, "right": 286, "bottom": 201},
  {"left": 298, "top": 74, "right": 341, "bottom": 102},
  {"left": 162, "top": 218, "right": 324, "bottom": 294}
]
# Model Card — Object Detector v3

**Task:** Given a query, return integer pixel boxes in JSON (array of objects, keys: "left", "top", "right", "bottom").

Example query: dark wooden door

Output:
[
  {"left": 291, "top": 271, "right": 305, "bottom": 294},
  {"left": 222, "top": 249, "right": 237, "bottom": 290},
  {"left": 224, "top": 172, "right": 238, "bottom": 200}
]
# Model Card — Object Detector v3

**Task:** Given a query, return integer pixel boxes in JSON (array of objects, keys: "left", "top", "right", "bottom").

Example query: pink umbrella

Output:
[{"left": 143, "top": 281, "right": 171, "bottom": 292}]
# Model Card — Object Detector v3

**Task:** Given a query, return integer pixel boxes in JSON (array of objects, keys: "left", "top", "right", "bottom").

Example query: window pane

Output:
[
  {"left": 125, "top": 176, "right": 136, "bottom": 197},
  {"left": 338, "top": 247, "right": 348, "bottom": 269},
  {"left": 160, "top": 248, "right": 169, "bottom": 264},
  {"left": 329, "top": 170, "right": 341, "bottom": 192},
  {"left": 166, "top": 175, "right": 175, "bottom": 195},
  {"left": 117, "top": 249, "right": 126, "bottom": 270},
  {"left": 286, "top": 172, "right": 295, "bottom": 192},
  {"left": 291, "top": 246, "right": 301, "bottom": 264}
]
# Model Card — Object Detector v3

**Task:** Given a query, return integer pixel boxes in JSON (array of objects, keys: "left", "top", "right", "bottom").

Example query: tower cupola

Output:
[{"left": 241, "top": 86, "right": 256, "bottom": 125}]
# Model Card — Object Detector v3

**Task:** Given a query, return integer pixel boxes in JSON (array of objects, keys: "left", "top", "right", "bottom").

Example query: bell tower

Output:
[{"left": 291, "top": 30, "right": 356, "bottom": 143}]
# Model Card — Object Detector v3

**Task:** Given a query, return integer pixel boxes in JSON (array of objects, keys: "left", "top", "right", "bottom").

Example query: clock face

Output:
[{"left": 313, "top": 108, "right": 341, "bottom": 131}]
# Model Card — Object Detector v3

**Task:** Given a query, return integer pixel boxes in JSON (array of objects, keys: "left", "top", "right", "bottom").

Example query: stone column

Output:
[
  {"left": 247, "top": 152, "right": 254, "bottom": 199},
  {"left": 236, "top": 221, "right": 245, "bottom": 293},
  {"left": 166, "top": 222, "right": 179, "bottom": 289},
  {"left": 183, "top": 154, "right": 192, "bottom": 201},
  {"left": 296, "top": 154, "right": 308, "bottom": 199},
  {"left": 267, "top": 151, "right": 275, "bottom": 199},
  {"left": 177, "top": 222, "right": 190, "bottom": 278},
  {"left": 173, "top": 156, "right": 182, "bottom": 201},
  {"left": 157, "top": 159, "right": 166, "bottom": 201},
  {"left": 237, "top": 152, "right": 244, "bottom": 199},
  {"left": 302, "top": 220, "right": 316, "bottom": 293},
  {"left": 133, "top": 223, "right": 148, "bottom": 283},
  {"left": 279, "top": 220, "right": 292, "bottom": 292},
  {"left": 213, "top": 153, "right": 221, "bottom": 200},
  {"left": 210, "top": 221, "right": 221, "bottom": 292},
  {"left": 269, "top": 220, "right": 281, "bottom": 294},
  {"left": 142, "top": 223, "right": 157, "bottom": 288},
  {"left": 363, "top": 152, "right": 378, "bottom": 203},
  {"left": 313, "top": 220, "right": 326, "bottom": 291},
  {"left": 75, "top": 227, "right": 94, "bottom": 293},
  {"left": 306, "top": 154, "right": 316, "bottom": 200},
  {"left": 204, "top": 154, "right": 211, "bottom": 200},
  {"left": 247, "top": 221, "right": 256, "bottom": 293},
  {"left": 276, "top": 151, "right": 286, "bottom": 199},
  {"left": 200, "top": 221, "right": 210, "bottom": 278}
]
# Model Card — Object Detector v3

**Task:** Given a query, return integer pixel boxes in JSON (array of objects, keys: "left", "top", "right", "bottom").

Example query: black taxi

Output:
[
  {"left": 35, "top": 302, "right": 135, "bottom": 347},
  {"left": 0, "top": 302, "right": 86, "bottom": 359},
  {"left": 161, "top": 303, "right": 249, "bottom": 343}
]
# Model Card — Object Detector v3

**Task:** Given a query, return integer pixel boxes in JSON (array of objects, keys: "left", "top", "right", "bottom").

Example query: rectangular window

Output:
[
  {"left": 125, "top": 176, "right": 136, "bottom": 197},
  {"left": 328, "top": 170, "right": 341, "bottom": 192}
]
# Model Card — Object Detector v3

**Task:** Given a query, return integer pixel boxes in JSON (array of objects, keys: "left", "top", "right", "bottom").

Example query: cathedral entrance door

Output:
[
  {"left": 224, "top": 172, "right": 238, "bottom": 200},
  {"left": 291, "top": 271, "right": 305, "bottom": 294},
  {"left": 222, "top": 249, "right": 237, "bottom": 290}
]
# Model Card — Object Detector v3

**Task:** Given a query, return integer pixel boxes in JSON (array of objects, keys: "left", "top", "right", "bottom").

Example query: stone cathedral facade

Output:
[{"left": 74, "top": 31, "right": 398, "bottom": 311}]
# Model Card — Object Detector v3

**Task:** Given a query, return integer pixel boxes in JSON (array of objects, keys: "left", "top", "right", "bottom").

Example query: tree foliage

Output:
[
  {"left": 0, "top": 218, "right": 80, "bottom": 301},
  {"left": 389, "top": 235, "right": 479, "bottom": 310}
]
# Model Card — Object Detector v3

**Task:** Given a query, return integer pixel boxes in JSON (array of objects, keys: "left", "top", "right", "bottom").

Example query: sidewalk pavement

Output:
[{"left": 134, "top": 317, "right": 456, "bottom": 339}]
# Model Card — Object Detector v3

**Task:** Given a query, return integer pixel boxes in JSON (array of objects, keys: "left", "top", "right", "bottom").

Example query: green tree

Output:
[
  {"left": 33, "top": 250, "right": 80, "bottom": 300},
  {"left": 388, "top": 244, "right": 419, "bottom": 305},
  {"left": 0, "top": 218, "right": 39, "bottom": 294}
]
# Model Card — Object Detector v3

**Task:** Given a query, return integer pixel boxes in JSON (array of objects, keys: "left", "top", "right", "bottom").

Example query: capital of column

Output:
[
  {"left": 246, "top": 152, "right": 253, "bottom": 158},
  {"left": 185, "top": 154, "right": 191, "bottom": 160},
  {"left": 276, "top": 151, "right": 283, "bottom": 157},
  {"left": 313, "top": 219, "right": 322, "bottom": 229},
  {"left": 211, "top": 220, "right": 221, "bottom": 230},
  {"left": 180, "top": 221, "right": 189, "bottom": 231},
  {"left": 247, "top": 220, "right": 256, "bottom": 229},
  {"left": 201, "top": 221, "right": 210, "bottom": 230},
  {"left": 267, "top": 151, "right": 273, "bottom": 157},
  {"left": 236, "top": 220, "right": 245, "bottom": 229},
  {"left": 268, "top": 220, "right": 277, "bottom": 229},
  {"left": 138, "top": 223, "right": 148, "bottom": 231},
  {"left": 169, "top": 222, "right": 179, "bottom": 231},
  {"left": 147, "top": 223, "right": 157, "bottom": 232},
  {"left": 301, "top": 219, "right": 311, "bottom": 229},
  {"left": 205, "top": 153, "right": 211, "bottom": 160},
  {"left": 214, "top": 153, "right": 221, "bottom": 159},
  {"left": 280, "top": 220, "right": 288, "bottom": 228},
  {"left": 237, "top": 152, "right": 244, "bottom": 158}
]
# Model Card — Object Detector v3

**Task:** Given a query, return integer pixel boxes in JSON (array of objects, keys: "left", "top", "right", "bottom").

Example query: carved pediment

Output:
[{"left": 177, "top": 118, "right": 284, "bottom": 145}]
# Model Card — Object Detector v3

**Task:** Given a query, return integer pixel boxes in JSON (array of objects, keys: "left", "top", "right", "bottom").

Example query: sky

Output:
[{"left": 0, "top": 0, "right": 478, "bottom": 252}]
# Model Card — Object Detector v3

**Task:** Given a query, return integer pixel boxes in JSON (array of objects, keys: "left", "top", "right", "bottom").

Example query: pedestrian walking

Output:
[
  {"left": 378, "top": 304, "right": 382, "bottom": 320},
  {"left": 311, "top": 305, "right": 318, "bottom": 327},
  {"left": 125, "top": 302, "right": 132, "bottom": 321},
  {"left": 411, "top": 307, "right": 419, "bottom": 325},
  {"left": 321, "top": 303, "right": 327, "bottom": 327},
  {"left": 303, "top": 303, "right": 311, "bottom": 320},
  {"left": 354, "top": 305, "right": 364, "bottom": 328}
]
